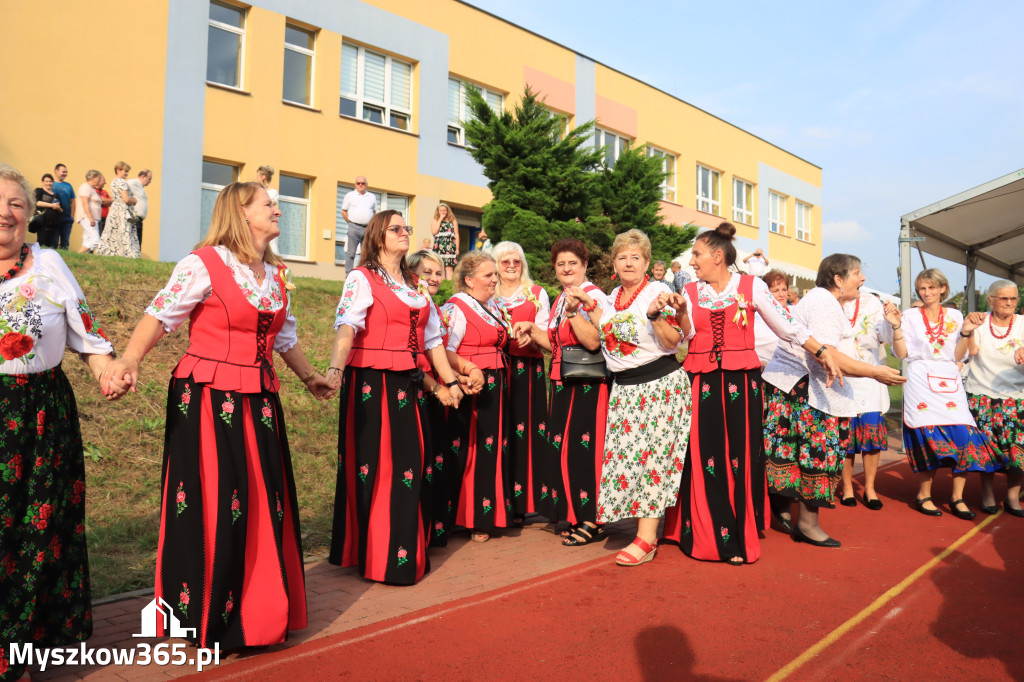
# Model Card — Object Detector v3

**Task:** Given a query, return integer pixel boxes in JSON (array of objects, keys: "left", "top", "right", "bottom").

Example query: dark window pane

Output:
[
  {"left": 282, "top": 50, "right": 311, "bottom": 104},
  {"left": 207, "top": 26, "right": 240, "bottom": 86},
  {"left": 363, "top": 105, "right": 383, "bottom": 125},
  {"left": 279, "top": 174, "right": 307, "bottom": 198},
  {"left": 447, "top": 126, "right": 461, "bottom": 144},
  {"left": 201, "top": 161, "right": 236, "bottom": 186},
  {"left": 284, "top": 25, "right": 314, "bottom": 49},
  {"left": 209, "top": 1, "right": 243, "bottom": 27},
  {"left": 339, "top": 97, "right": 357, "bottom": 117},
  {"left": 390, "top": 112, "right": 409, "bottom": 130}
]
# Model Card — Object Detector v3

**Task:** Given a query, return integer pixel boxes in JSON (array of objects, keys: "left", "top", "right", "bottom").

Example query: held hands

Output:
[
  {"left": 512, "top": 321, "right": 535, "bottom": 348},
  {"left": 963, "top": 312, "right": 986, "bottom": 334},
  {"left": 437, "top": 384, "right": 464, "bottom": 409},
  {"left": 305, "top": 374, "right": 335, "bottom": 400},
  {"left": 883, "top": 302, "right": 902, "bottom": 328},
  {"left": 564, "top": 286, "right": 591, "bottom": 313},
  {"left": 325, "top": 367, "right": 344, "bottom": 391},
  {"left": 100, "top": 358, "right": 138, "bottom": 401},
  {"left": 463, "top": 367, "right": 485, "bottom": 394},
  {"left": 874, "top": 366, "right": 907, "bottom": 386},
  {"left": 647, "top": 292, "right": 680, "bottom": 320}
]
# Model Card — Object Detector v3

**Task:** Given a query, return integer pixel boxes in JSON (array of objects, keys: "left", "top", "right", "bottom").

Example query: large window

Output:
[
  {"left": 277, "top": 174, "right": 310, "bottom": 258},
  {"left": 647, "top": 147, "right": 676, "bottom": 202},
  {"left": 733, "top": 178, "right": 754, "bottom": 225},
  {"left": 795, "top": 201, "right": 812, "bottom": 242},
  {"left": 769, "top": 191, "right": 787, "bottom": 235},
  {"left": 447, "top": 78, "right": 503, "bottom": 145},
  {"left": 200, "top": 160, "right": 238, "bottom": 238},
  {"left": 207, "top": 1, "right": 245, "bottom": 88},
  {"left": 283, "top": 24, "right": 315, "bottom": 106},
  {"left": 335, "top": 185, "right": 411, "bottom": 263},
  {"left": 595, "top": 128, "right": 630, "bottom": 168},
  {"left": 696, "top": 165, "right": 720, "bottom": 215},
  {"left": 340, "top": 43, "right": 413, "bottom": 131}
]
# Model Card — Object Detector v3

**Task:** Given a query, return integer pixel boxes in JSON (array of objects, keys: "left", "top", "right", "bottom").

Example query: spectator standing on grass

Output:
[
  {"left": 76, "top": 170, "right": 103, "bottom": 253},
  {"left": 94, "top": 162, "right": 140, "bottom": 258},
  {"left": 51, "top": 163, "right": 75, "bottom": 250},
  {"left": 341, "top": 175, "right": 376, "bottom": 273},
  {"left": 127, "top": 168, "right": 152, "bottom": 248},
  {"left": 32, "top": 173, "right": 63, "bottom": 248},
  {"left": 96, "top": 174, "right": 112, "bottom": 236}
]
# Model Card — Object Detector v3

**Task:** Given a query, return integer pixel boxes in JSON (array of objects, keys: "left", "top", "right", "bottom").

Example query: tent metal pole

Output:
[
  {"left": 965, "top": 251, "right": 978, "bottom": 312},
  {"left": 899, "top": 219, "right": 914, "bottom": 308}
]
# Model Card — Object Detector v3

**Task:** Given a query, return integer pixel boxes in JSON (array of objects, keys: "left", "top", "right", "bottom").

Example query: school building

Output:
[{"left": 2, "top": 0, "right": 823, "bottom": 281}]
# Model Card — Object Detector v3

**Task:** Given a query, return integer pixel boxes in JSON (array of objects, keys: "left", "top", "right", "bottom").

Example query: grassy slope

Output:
[{"left": 62, "top": 253, "right": 340, "bottom": 598}]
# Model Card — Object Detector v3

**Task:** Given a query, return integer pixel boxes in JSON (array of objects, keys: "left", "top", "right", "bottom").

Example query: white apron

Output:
[{"left": 904, "top": 359, "right": 976, "bottom": 428}]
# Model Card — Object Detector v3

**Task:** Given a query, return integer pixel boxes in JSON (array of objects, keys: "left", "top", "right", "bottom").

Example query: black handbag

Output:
[{"left": 559, "top": 344, "right": 610, "bottom": 382}]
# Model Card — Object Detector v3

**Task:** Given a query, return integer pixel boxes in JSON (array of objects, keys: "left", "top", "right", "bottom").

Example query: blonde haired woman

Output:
[
  {"left": 94, "top": 161, "right": 140, "bottom": 258},
  {"left": 103, "top": 182, "right": 331, "bottom": 649},
  {"left": 430, "top": 202, "right": 459, "bottom": 279}
]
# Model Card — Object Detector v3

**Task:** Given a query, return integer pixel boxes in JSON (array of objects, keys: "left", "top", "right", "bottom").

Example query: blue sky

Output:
[{"left": 466, "top": 0, "right": 1024, "bottom": 294}]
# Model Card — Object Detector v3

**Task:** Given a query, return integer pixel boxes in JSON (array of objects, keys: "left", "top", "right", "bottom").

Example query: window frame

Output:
[
  {"left": 199, "top": 160, "right": 239, "bottom": 239},
  {"left": 769, "top": 191, "right": 787, "bottom": 235},
  {"left": 732, "top": 177, "right": 754, "bottom": 225},
  {"left": 795, "top": 200, "right": 812, "bottom": 242},
  {"left": 206, "top": 0, "right": 246, "bottom": 90},
  {"left": 334, "top": 185, "right": 412, "bottom": 264},
  {"left": 276, "top": 173, "right": 311, "bottom": 260},
  {"left": 447, "top": 77, "right": 504, "bottom": 146},
  {"left": 696, "top": 164, "right": 721, "bottom": 215},
  {"left": 647, "top": 146, "right": 676, "bottom": 203},
  {"left": 282, "top": 23, "right": 316, "bottom": 107},
  {"left": 594, "top": 127, "right": 631, "bottom": 168},
  {"left": 340, "top": 43, "right": 414, "bottom": 132}
]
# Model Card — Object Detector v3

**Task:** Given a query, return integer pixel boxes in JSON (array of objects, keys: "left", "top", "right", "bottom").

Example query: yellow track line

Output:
[{"left": 767, "top": 511, "right": 1003, "bottom": 681}]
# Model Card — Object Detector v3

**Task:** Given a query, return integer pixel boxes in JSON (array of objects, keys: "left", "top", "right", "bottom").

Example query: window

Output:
[
  {"left": 277, "top": 174, "right": 310, "bottom": 258},
  {"left": 796, "top": 201, "right": 812, "bottom": 242},
  {"left": 207, "top": 1, "right": 245, "bottom": 88},
  {"left": 769, "top": 191, "right": 787, "bottom": 235},
  {"left": 283, "top": 24, "right": 315, "bottom": 106},
  {"left": 335, "top": 185, "right": 411, "bottom": 263},
  {"left": 696, "top": 165, "right": 720, "bottom": 215},
  {"left": 447, "top": 77, "right": 503, "bottom": 145},
  {"left": 595, "top": 128, "right": 630, "bottom": 168},
  {"left": 733, "top": 178, "right": 754, "bottom": 225},
  {"left": 340, "top": 43, "right": 413, "bottom": 130},
  {"left": 647, "top": 147, "right": 676, "bottom": 202},
  {"left": 199, "top": 161, "right": 238, "bottom": 238}
]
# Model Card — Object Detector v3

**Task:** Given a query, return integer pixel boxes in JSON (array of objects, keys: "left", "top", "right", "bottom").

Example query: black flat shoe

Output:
[
  {"left": 863, "top": 493, "right": 883, "bottom": 511},
  {"left": 980, "top": 504, "right": 1000, "bottom": 515},
  {"left": 791, "top": 527, "right": 841, "bottom": 548},
  {"left": 914, "top": 496, "right": 943, "bottom": 517},
  {"left": 840, "top": 496, "right": 856, "bottom": 507},
  {"left": 1004, "top": 501, "right": 1024, "bottom": 518},
  {"left": 949, "top": 499, "right": 976, "bottom": 520},
  {"left": 770, "top": 513, "right": 794, "bottom": 535}
]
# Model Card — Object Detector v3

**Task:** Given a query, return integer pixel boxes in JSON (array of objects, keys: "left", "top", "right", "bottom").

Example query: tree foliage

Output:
[{"left": 463, "top": 86, "right": 697, "bottom": 290}]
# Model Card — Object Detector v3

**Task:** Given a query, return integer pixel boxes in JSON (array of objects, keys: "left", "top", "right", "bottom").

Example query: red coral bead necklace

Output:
[
  {"left": 989, "top": 314, "right": 1013, "bottom": 340},
  {"left": 615, "top": 275, "right": 650, "bottom": 311},
  {"left": 921, "top": 306, "right": 947, "bottom": 346},
  {"left": 1, "top": 244, "right": 29, "bottom": 283},
  {"left": 847, "top": 297, "right": 860, "bottom": 327}
]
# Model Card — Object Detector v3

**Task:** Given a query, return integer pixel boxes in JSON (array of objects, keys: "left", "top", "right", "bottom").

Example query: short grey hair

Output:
[
  {"left": 653, "top": 260, "right": 666, "bottom": 268},
  {"left": 85, "top": 169, "right": 101, "bottom": 181},
  {"left": 988, "top": 279, "right": 1017, "bottom": 298},
  {"left": 492, "top": 241, "right": 533, "bottom": 287}
]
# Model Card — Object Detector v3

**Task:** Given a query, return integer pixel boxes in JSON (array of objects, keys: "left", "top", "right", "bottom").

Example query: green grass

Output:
[{"left": 60, "top": 252, "right": 342, "bottom": 598}]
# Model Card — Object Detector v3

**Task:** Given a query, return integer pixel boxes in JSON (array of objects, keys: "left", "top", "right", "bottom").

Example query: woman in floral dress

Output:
[
  {"left": 573, "top": 229, "right": 691, "bottom": 566},
  {"left": 327, "top": 215, "right": 462, "bottom": 584},
  {"left": 0, "top": 165, "right": 117, "bottom": 680},
  {"left": 94, "top": 161, "right": 140, "bottom": 258},
  {"left": 429, "top": 203, "right": 459, "bottom": 280},
  {"left": 513, "top": 239, "right": 609, "bottom": 545},
  {"left": 493, "top": 241, "right": 550, "bottom": 524},
  {"left": 442, "top": 252, "right": 511, "bottom": 543},
  {"left": 103, "top": 183, "right": 332, "bottom": 650},
  {"left": 762, "top": 254, "right": 904, "bottom": 548},
  {"left": 964, "top": 280, "right": 1024, "bottom": 517}
]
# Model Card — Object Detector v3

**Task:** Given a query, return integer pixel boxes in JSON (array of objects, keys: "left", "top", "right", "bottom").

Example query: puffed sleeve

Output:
[
  {"left": 273, "top": 297, "right": 299, "bottom": 353},
  {"left": 443, "top": 301, "right": 468, "bottom": 351},
  {"left": 534, "top": 287, "right": 551, "bottom": 329},
  {"left": 334, "top": 270, "right": 372, "bottom": 332},
  {"left": 753, "top": 277, "right": 809, "bottom": 346},
  {"left": 41, "top": 250, "right": 114, "bottom": 356},
  {"left": 423, "top": 303, "right": 442, "bottom": 350},
  {"left": 146, "top": 253, "right": 211, "bottom": 333},
  {"left": 800, "top": 292, "right": 844, "bottom": 346}
]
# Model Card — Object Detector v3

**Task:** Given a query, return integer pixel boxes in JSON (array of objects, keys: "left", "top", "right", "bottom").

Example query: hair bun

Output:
[{"left": 715, "top": 222, "right": 737, "bottom": 240}]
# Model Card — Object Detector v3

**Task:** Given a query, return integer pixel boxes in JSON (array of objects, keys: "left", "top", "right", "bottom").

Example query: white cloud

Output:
[{"left": 823, "top": 220, "right": 874, "bottom": 244}]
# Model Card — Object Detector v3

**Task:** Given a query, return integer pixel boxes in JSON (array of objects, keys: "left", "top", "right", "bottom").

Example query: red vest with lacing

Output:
[
  {"left": 682, "top": 275, "right": 760, "bottom": 373},
  {"left": 172, "top": 246, "right": 288, "bottom": 393},
  {"left": 347, "top": 267, "right": 431, "bottom": 372},
  {"left": 506, "top": 284, "right": 545, "bottom": 359},
  {"left": 450, "top": 296, "right": 507, "bottom": 370},
  {"left": 547, "top": 284, "right": 603, "bottom": 381}
]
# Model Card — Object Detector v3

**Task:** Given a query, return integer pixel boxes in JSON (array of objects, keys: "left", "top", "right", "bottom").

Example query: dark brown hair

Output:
[
  {"left": 815, "top": 253, "right": 862, "bottom": 290},
  {"left": 358, "top": 210, "right": 414, "bottom": 286},
  {"left": 550, "top": 238, "right": 589, "bottom": 268},
  {"left": 695, "top": 221, "right": 737, "bottom": 266}
]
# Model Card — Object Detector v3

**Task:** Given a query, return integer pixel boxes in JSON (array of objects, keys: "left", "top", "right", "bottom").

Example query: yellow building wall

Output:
[{"left": 0, "top": 1, "right": 170, "bottom": 258}]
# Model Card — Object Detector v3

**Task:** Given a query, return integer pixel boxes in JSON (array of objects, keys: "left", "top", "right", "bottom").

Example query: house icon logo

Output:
[{"left": 134, "top": 598, "right": 197, "bottom": 639}]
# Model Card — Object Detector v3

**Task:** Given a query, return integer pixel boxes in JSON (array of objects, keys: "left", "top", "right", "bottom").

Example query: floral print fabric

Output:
[
  {"left": 967, "top": 393, "right": 1023, "bottom": 472},
  {"left": 847, "top": 411, "right": 888, "bottom": 454},
  {"left": 434, "top": 221, "right": 458, "bottom": 268}
]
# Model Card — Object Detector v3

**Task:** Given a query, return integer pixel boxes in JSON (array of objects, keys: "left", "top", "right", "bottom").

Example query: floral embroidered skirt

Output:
[
  {"left": 968, "top": 393, "right": 1024, "bottom": 472},
  {"left": 331, "top": 366, "right": 438, "bottom": 584},
  {"left": 0, "top": 368, "right": 91, "bottom": 680},
  {"left": 158, "top": 375, "right": 306, "bottom": 650},
  {"left": 449, "top": 368, "right": 512, "bottom": 531},
  {"left": 421, "top": 383, "right": 452, "bottom": 547},
  {"left": 596, "top": 368, "right": 691, "bottom": 523},
  {"left": 847, "top": 411, "right": 888, "bottom": 455},
  {"left": 538, "top": 378, "right": 609, "bottom": 525},
  {"left": 507, "top": 354, "right": 547, "bottom": 517},
  {"left": 764, "top": 377, "right": 851, "bottom": 509},
  {"left": 664, "top": 368, "right": 767, "bottom": 563},
  {"left": 903, "top": 423, "right": 999, "bottom": 474}
]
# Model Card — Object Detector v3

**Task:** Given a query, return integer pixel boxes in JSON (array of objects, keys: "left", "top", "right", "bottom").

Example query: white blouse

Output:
[
  {"left": 498, "top": 284, "right": 551, "bottom": 329},
  {"left": 684, "top": 274, "right": 808, "bottom": 348},
  {"left": 763, "top": 287, "right": 857, "bottom": 417},
  {"left": 146, "top": 245, "right": 298, "bottom": 353},
  {"left": 334, "top": 269, "right": 443, "bottom": 350},
  {"left": 0, "top": 243, "right": 113, "bottom": 374},
  {"left": 601, "top": 281, "right": 679, "bottom": 372},
  {"left": 842, "top": 293, "right": 890, "bottom": 415},
  {"left": 964, "top": 314, "right": 1024, "bottom": 399},
  {"left": 443, "top": 293, "right": 509, "bottom": 351},
  {"left": 883, "top": 307, "right": 963, "bottom": 363}
]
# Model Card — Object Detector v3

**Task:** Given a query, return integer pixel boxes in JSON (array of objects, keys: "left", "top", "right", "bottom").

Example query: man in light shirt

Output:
[
  {"left": 743, "top": 248, "right": 768, "bottom": 277},
  {"left": 127, "top": 169, "right": 152, "bottom": 247},
  {"left": 341, "top": 175, "right": 377, "bottom": 272}
]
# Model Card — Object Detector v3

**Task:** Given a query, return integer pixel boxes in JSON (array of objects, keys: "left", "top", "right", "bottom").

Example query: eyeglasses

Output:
[
  {"left": 499, "top": 259, "right": 522, "bottom": 267},
  {"left": 355, "top": 182, "right": 367, "bottom": 186},
  {"left": 387, "top": 225, "right": 414, "bottom": 235},
  {"left": 992, "top": 297, "right": 1019, "bottom": 303}
]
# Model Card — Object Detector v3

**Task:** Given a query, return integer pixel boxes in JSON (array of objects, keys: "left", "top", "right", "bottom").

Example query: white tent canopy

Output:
[{"left": 900, "top": 168, "right": 1024, "bottom": 310}]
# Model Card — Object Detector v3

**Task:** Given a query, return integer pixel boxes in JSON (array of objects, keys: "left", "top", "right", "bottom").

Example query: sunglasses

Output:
[
  {"left": 387, "top": 225, "right": 414, "bottom": 235},
  {"left": 499, "top": 259, "right": 522, "bottom": 267}
]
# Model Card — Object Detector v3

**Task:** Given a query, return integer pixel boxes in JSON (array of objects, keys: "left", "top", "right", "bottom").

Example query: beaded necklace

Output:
[
  {"left": 614, "top": 275, "right": 649, "bottom": 311},
  {"left": 989, "top": 313, "right": 1014, "bottom": 340},
  {"left": 921, "top": 307, "right": 947, "bottom": 348},
  {"left": 847, "top": 297, "right": 860, "bottom": 327},
  {"left": 1, "top": 244, "right": 29, "bottom": 283}
]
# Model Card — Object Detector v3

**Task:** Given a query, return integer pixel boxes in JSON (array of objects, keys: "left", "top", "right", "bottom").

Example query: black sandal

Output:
[{"left": 562, "top": 523, "right": 607, "bottom": 546}]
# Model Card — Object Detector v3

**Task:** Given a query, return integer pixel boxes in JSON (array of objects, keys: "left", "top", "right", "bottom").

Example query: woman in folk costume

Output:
[
  {"left": 442, "top": 252, "right": 512, "bottom": 543},
  {"left": 885, "top": 268, "right": 999, "bottom": 519},
  {"left": 327, "top": 212, "right": 462, "bottom": 584},
  {"left": 493, "top": 241, "right": 550, "bottom": 525},
  {"left": 104, "top": 182, "right": 332, "bottom": 649}
]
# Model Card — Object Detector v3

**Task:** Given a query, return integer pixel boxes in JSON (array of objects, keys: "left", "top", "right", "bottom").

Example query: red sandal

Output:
[{"left": 615, "top": 537, "right": 658, "bottom": 566}]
